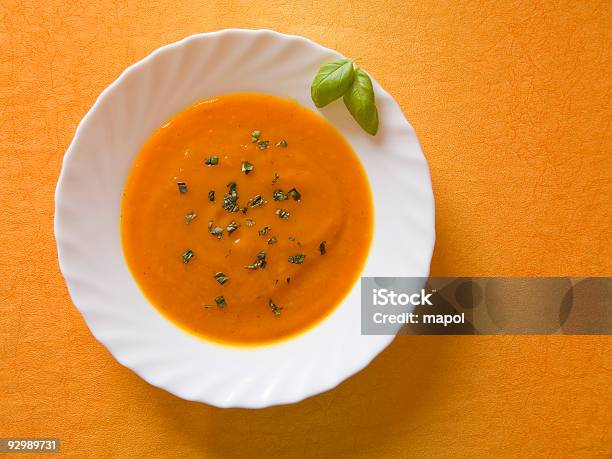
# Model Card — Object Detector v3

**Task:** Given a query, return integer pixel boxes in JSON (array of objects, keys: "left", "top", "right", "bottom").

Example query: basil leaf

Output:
[
  {"left": 247, "top": 194, "right": 266, "bottom": 208},
  {"left": 269, "top": 299, "right": 282, "bottom": 316},
  {"left": 272, "top": 189, "right": 288, "bottom": 201},
  {"left": 184, "top": 211, "right": 197, "bottom": 224},
  {"left": 275, "top": 208, "right": 290, "bottom": 219},
  {"left": 245, "top": 251, "right": 267, "bottom": 270},
  {"left": 241, "top": 161, "right": 254, "bottom": 174},
  {"left": 222, "top": 182, "right": 240, "bottom": 212},
  {"left": 204, "top": 156, "right": 219, "bottom": 166},
  {"left": 288, "top": 254, "right": 306, "bottom": 264},
  {"left": 258, "top": 226, "right": 271, "bottom": 236},
  {"left": 214, "top": 272, "right": 230, "bottom": 285},
  {"left": 256, "top": 140, "right": 269, "bottom": 150},
  {"left": 226, "top": 220, "right": 240, "bottom": 234},
  {"left": 182, "top": 249, "right": 194, "bottom": 264},
  {"left": 311, "top": 59, "right": 355, "bottom": 108},
  {"left": 288, "top": 188, "right": 301, "bottom": 201},
  {"left": 208, "top": 221, "right": 224, "bottom": 239},
  {"left": 343, "top": 68, "right": 379, "bottom": 135},
  {"left": 215, "top": 295, "right": 226, "bottom": 308}
]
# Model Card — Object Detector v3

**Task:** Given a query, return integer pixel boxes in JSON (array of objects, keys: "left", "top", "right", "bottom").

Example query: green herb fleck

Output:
[
  {"left": 272, "top": 173, "right": 280, "bottom": 184},
  {"left": 214, "top": 272, "right": 230, "bottom": 285},
  {"left": 275, "top": 140, "right": 288, "bottom": 148},
  {"left": 272, "top": 189, "right": 288, "bottom": 201},
  {"left": 251, "top": 130, "right": 261, "bottom": 143},
  {"left": 226, "top": 220, "right": 240, "bottom": 235},
  {"left": 208, "top": 190, "right": 215, "bottom": 202},
  {"left": 269, "top": 299, "right": 282, "bottom": 316},
  {"left": 215, "top": 295, "right": 226, "bottom": 308},
  {"left": 256, "top": 140, "right": 270, "bottom": 150},
  {"left": 245, "top": 219, "right": 256, "bottom": 227},
  {"left": 177, "top": 182, "right": 187, "bottom": 194},
  {"left": 276, "top": 208, "right": 290, "bottom": 219},
  {"left": 204, "top": 156, "right": 219, "bottom": 166},
  {"left": 182, "top": 249, "right": 194, "bottom": 264},
  {"left": 222, "top": 182, "right": 240, "bottom": 212},
  {"left": 248, "top": 194, "right": 267, "bottom": 208},
  {"left": 319, "top": 241, "right": 327, "bottom": 255},
  {"left": 268, "top": 236, "right": 278, "bottom": 245},
  {"left": 241, "top": 161, "right": 254, "bottom": 174},
  {"left": 288, "top": 188, "right": 301, "bottom": 201},
  {"left": 288, "top": 254, "right": 306, "bottom": 264},
  {"left": 258, "top": 226, "right": 271, "bottom": 236},
  {"left": 208, "top": 222, "right": 224, "bottom": 239},
  {"left": 245, "top": 251, "right": 267, "bottom": 270},
  {"left": 184, "top": 211, "right": 197, "bottom": 224}
]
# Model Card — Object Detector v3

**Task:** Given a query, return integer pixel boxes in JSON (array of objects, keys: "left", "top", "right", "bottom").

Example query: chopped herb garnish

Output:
[
  {"left": 258, "top": 226, "right": 271, "bottom": 236},
  {"left": 214, "top": 272, "right": 230, "bottom": 285},
  {"left": 208, "top": 223, "right": 224, "bottom": 239},
  {"left": 268, "top": 236, "right": 278, "bottom": 245},
  {"left": 288, "top": 188, "right": 301, "bottom": 201},
  {"left": 208, "top": 190, "right": 215, "bottom": 202},
  {"left": 245, "top": 251, "right": 267, "bottom": 270},
  {"left": 288, "top": 236, "right": 296, "bottom": 242},
  {"left": 276, "top": 208, "right": 290, "bottom": 219},
  {"left": 215, "top": 295, "right": 226, "bottom": 308},
  {"left": 275, "top": 140, "right": 288, "bottom": 148},
  {"left": 222, "top": 182, "right": 240, "bottom": 212},
  {"left": 256, "top": 140, "right": 270, "bottom": 150},
  {"left": 182, "top": 249, "right": 194, "bottom": 264},
  {"left": 226, "top": 220, "right": 240, "bottom": 234},
  {"left": 177, "top": 182, "right": 187, "bottom": 194},
  {"left": 269, "top": 299, "right": 282, "bottom": 316},
  {"left": 288, "top": 254, "right": 306, "bottom": 264},
  {"left": 204, "top": 156, "right": 219, "bottom": 166},
  {"left": 272, "top": 173, "right": 280, "bottom": 184},
  {"left": 272, "top": 189, "right": 288, "bottom": 201},
  {"left": 241, "top": 161, "right": 254, "bottom": 174},
  {"left": 319, "top": 241, "right": 327, "bottom": 255},
  {"left": 247, "top": 194, "right": 266, "bottom": 208},
  {"left": 184, "top": 211, "right": 197, "bottom": 224},
  {"left": 245, "top": 219, "right": 256, "bottom": 227},
  {"left": 251, "top": 130, "right": 261, "bottom": 143}
]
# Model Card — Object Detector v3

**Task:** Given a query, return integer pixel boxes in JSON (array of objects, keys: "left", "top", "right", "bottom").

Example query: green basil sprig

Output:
[
  {"left": 311, "top": 59, "right": 379, "bottom": 136},
  {"left": 311, "top": 59, "right": 355, "bottom": 108}
]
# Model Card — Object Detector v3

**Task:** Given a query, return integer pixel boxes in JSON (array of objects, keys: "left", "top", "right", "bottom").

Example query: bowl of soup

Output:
[{"left": 55, "top": 29, "right": 435, "bottom": 408}]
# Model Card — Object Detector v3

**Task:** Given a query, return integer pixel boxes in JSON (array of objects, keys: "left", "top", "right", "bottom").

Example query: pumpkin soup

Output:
[{"left": 121, "top": 93, "right": 373, "bottom": 345}]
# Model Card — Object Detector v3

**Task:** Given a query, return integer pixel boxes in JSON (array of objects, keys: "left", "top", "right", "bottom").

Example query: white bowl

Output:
[{"left": 54, "top": 29, "right": 435, "bottom": 408}]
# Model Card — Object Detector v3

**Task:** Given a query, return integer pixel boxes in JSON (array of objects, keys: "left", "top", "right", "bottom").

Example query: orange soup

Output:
[{"left": 121, "top": 93, "right": 373, "bottom": 345}]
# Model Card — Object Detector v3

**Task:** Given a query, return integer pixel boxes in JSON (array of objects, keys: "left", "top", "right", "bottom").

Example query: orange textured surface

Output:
[{"left": 0, "top": 1, "right": 610, "bottom": 457}]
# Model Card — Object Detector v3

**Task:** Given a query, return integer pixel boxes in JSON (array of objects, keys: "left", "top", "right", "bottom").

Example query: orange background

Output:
[{"left": 1, "top": 1, "right": 610, "bottom": 457}]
